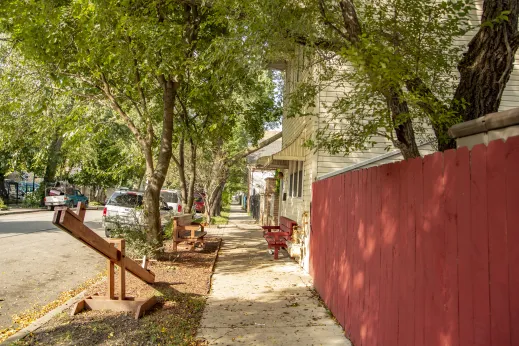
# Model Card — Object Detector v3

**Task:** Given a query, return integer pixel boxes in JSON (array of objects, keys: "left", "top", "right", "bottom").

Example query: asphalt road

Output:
[{"left": 0, "top": 210, "right": 105, "bottom": 329}]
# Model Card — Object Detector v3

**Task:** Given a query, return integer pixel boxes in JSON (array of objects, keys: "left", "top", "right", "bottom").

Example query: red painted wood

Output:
[
  {"left": 336, "top": 175, "right": 344, "bottom": 322},
  {"left": 359, "top": 168, "right": 369, "bottom": 345},
  {"left": 443, "top": 149, "right": 460, "bottom": 346},
  {"left": 424, "top": 152, "right": 447, "bottom": 346},
  {"left": 309, "top": 138, "right": 516, "bottom": 346},
  {"left": 505, "top": 136, "right": 519, "bottom": 346},
  {"left": 470, "top": 144, "right": 490, "bottom": 346},
  {"left": 379, "top": 163, "right": 392, "bottom": 345},
  {"left": 336, "top": 173, "right": 346, "bottom": 328},
  {"left": 412, "top": 157, "right": 425, "bottom": 346},
  {"left": 370, "top": 165, "right": 382, "bottom": 346},
  {"left": 397, "top": 159, "right": 412, "bottom": 346},
  {"left": 346, "top": 171, "right": 355, "bottom": 337},
  {"left": 351, "top": 170, "right": 360, "bottom": 343},
  {"left": 387, "top": 163, "right": 399, "bottom": 346},
  {"left": 486, "top": 140, "right": 511, "bottom": 346},
  {"left": 456, "top": 147, "right": 474, "bottom": 346},
  {"left": 341, "top": 172, "right": 351, "bottom": 330}
]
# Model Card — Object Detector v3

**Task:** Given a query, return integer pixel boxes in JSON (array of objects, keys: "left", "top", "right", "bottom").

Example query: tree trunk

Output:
[
  {"left": 204, "top": 180, "right": 225, "bottom": 224},
  {"left": 213, "top": 182, "right": 225, "bottom": 216},
  {"left": 176, "top": 135, "right": 188, "bottom": 209},
  {"left": 142, "top": 78, "right": 178, "bottom": 247},
  {"left": 0, "top": 172, "right": 7, "bottom": 200},
  {"left": 452, "top": 0, "right": 519, "bottom": 128},
  {"left": 44, "top": 135, "right": 64, "bottom": 184},
  {"left": 386, "top": 89, "right": 421, "bottom": 159},
  {"left": 186, "top": 138, "right": 196, "bottom": 212}
]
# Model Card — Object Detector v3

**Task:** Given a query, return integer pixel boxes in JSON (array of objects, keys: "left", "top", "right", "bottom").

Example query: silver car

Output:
[{"left": 102, "top": 190, "right": 171, "bottom": 237}]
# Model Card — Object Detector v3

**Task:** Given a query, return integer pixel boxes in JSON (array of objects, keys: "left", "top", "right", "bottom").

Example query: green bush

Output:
[
  {"left": 89, "top": 201, "right": 103, "bottom": 206},
  {"left": 23, "top": 192, "right": 41, "bottom": 208},
  {"left": 106, "top": 210, "right": 164, "bottom": 259},
  {"left": 0, "top": 198, "right": 7, "bottom": 210}
]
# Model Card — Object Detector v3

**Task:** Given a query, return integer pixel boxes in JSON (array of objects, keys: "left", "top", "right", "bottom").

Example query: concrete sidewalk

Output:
[{"left": 198, "top": 206, "right": 351, "bottom": 345}]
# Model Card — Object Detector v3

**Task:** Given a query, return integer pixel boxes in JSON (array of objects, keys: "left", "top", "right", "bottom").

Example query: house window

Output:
[{"left": 288, "top": 161, "right": 304, "bottom": 198}]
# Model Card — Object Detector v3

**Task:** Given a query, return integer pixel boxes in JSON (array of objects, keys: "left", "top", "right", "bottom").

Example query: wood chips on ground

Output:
[{"left": 13, "top": 238, "right": 220, "bottom": 346}]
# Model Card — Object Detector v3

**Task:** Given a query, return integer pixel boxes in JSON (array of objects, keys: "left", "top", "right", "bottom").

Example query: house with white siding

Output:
[{"left": 256, "top": 1, "right": 519, "bottom": 272}]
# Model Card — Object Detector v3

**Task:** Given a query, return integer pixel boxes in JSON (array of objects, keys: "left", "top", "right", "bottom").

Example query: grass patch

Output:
[{"left": 210, "top": 207, "right": 230, "bottom": 225}]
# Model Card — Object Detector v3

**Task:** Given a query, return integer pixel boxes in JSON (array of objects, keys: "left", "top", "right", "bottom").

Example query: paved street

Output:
[{"left": 0, "top": 210, "right": 105, "bottom": 329}]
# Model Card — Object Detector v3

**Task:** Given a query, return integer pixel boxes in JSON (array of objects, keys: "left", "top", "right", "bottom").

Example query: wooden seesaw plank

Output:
[{"left": 53, "top": 206, "right": 155, "bottom": 283}]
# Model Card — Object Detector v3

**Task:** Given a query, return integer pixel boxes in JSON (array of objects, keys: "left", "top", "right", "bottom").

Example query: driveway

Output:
[{"left": 0, "top": 210, "right": 105, "bottom": 329}]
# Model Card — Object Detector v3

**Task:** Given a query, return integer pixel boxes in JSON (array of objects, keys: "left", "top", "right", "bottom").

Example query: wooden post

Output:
[
  {"left": 107, "top": 243, "right": 115, "bottom": 300},
  {"left": 119, "top": 239, "right": 126, "bottom": 300}
]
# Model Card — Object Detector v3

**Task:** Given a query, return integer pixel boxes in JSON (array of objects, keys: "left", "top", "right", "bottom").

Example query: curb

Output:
[
  {"left": 1, "top": 290, "right": 87, "bottom": 345},
  {"left": 0, "top": 206, "right": 103, "bottom": 217},
  {"left": 0, "top": 209, "right": 47, "bottom": 217}
]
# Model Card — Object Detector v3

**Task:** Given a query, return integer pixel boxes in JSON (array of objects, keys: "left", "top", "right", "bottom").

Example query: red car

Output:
[{"left": 194, "top": 193, "right": 205, "bottom": 213}]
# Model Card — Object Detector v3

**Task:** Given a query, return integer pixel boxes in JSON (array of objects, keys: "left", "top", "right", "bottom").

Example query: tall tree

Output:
[{"left": 1, "top": 0, "right": 252, "bottom": 246}]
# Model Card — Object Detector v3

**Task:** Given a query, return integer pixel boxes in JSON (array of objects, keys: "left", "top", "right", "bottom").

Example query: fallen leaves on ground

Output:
[{"left": 9, "top": 238, "right": 221, "bottom": 346}]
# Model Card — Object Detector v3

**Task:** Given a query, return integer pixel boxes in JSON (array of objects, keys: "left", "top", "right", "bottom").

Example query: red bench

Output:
[{"left": 261, "top": 216, "right": 297, "bottom": 259}]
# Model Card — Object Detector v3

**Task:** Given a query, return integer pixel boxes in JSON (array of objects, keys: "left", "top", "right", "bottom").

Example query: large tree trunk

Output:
[
  {"left": 142, "top": 78, "right": 178, "bottom": 247},
  {"left": 450, "top": 0, "right": 519, "bottom": 146}
]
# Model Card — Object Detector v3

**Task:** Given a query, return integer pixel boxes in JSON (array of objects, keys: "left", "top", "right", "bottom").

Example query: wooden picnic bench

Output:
[
  {"left": 262, "top": 216, "right": 297, "bottom": 259},
  {"left": 172, "top": 214, "right": 207, "bottom": 251}
]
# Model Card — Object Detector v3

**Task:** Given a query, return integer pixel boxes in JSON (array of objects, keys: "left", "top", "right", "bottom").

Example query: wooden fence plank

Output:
[
  {"left": 358, "top": 169, "right": 370, "bottom": 346},
  {"left": 367, "top": 166, "right": 381, "bottom": 345},
  {"left": 456, "top": 147, "right": 474, "bottom": 346},
  {"left": 505, "top": 136, "right": 519, "bottom": 346},
  {"left": 387, "top": 163, "right": 399, "bottom": 346},
  {"left": 379, "top": 163, "right": 391, "bottom": 345},
  {"left": 470, "top": 144, "right": 490, "bottom": 346},
  {"left": 335, "top": 174, "right": 348, "bottom": 326},
  {"left": 413, "top": 157, "right": 425, "bottom": 346},
  {"left": 351, "top": 170, "right": 360, "bottom": 343},
  {"left": 486, "top": 140, "right": 511, "bottom": 346},
  {"left": 397, "top": 159, "right": 412, "bottom": 346},
  {"left": 346, "top": 172, "right": 355, "bottom": 338},
  {"left": 443, "top": 149, "right": 460, "bottom": 346},
  {"left": 422, "top": 154, "right": 437, "bottom": 346}
]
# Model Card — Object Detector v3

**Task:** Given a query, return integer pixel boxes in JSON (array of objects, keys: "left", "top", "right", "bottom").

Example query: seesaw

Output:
[{"left": 52, "top": 202, "right": 156, "bottom": 319}]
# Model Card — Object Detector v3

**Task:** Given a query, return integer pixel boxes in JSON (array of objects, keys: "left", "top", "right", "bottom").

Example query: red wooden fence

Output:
[{"left": 310, "top": 138, "right": 519, "bottom": 346}]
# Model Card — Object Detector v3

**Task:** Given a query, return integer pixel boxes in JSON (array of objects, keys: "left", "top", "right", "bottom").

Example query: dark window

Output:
[
  {"left": 289, "top": 173, "right": 294, "bottom": 197},
  {"left": 298, "top": 168, "right": 303, "bottom": 198},
  {"left": 108, "top": 192, "right": 143, "bottom": 207}
]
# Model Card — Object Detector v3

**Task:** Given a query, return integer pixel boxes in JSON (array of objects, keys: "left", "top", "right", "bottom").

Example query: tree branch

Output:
[
  {"left": 229, "top": 132, "right": 283, "bottom": 165},
  {"left": 99, "top": 72, "right": 145, "bottom": 146}
]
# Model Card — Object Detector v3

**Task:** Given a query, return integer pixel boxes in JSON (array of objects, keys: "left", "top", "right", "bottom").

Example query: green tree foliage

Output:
[
  {"left": 253, "top": 0, "right": 474, "bottom": 159},
  {"left": 1, "top": 0, "right": 267, "bottom": 246}
]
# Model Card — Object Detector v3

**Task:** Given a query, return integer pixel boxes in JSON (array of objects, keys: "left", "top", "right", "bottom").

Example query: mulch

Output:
[{"left": 13, "top": 238, "right": 221, "bottom": 346}]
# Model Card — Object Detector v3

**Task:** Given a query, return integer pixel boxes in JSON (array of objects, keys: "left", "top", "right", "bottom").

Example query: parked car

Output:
[
  {"left": 194, "top": 193, "right": 205, "bottom": 213},
  {"left": 44, "top": 188, "right": 89, "bottom": 210},
  {"left": 160, "top": 189, "right": 182, "bottom": 214},
  {"left": 102, "top": 190, "right": 171, "bottom": 237}
]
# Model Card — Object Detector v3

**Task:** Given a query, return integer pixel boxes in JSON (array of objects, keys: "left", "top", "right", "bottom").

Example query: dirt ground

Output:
[{"left": 12, "top": 238, "right": 220, "bottom": 346}]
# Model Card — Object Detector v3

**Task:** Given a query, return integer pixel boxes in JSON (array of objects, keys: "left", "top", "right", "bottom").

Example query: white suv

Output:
[{"left": 102, "top": 190, "right": 171, "bottom": 237}]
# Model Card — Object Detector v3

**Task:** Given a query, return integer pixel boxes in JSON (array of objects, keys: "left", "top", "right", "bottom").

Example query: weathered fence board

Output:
[{"left": 310, "top": 138, "right": 517, "bottom": 346}]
